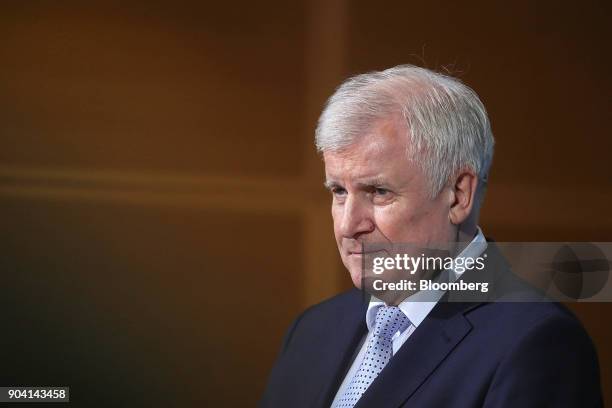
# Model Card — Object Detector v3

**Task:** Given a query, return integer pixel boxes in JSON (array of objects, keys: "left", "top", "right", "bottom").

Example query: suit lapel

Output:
[
  {"left": 313, "top": 290, "right": 369, "bottom": 408},
  {"left": 355, "top": 301, "right": 480, "bottom": 408}
]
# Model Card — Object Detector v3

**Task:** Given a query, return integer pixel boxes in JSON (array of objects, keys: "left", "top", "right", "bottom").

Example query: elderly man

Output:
[{"left": 261, "top": 65, "right": 602, "bottom": 407}]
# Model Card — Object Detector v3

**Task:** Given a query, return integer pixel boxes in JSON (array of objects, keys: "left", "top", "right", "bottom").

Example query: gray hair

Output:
[{"left": 315, "top": 65, "right": 494, "bottom": 199}]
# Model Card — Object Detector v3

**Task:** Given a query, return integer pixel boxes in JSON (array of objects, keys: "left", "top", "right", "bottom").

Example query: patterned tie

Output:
[{"left": 333, "top": 306, "right": 411, "bottom": 408}]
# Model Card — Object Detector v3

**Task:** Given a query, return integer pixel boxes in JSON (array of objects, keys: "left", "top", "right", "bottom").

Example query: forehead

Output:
[{"left": 323, "top": 119, "right": 415, "bottom": 181}]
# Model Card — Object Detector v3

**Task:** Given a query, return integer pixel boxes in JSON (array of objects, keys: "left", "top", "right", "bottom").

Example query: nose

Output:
[{"left": 338, "top": 194, "right": 375, "bottom": 239}]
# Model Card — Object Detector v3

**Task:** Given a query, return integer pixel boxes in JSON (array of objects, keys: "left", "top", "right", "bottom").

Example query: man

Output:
[{"left": 261, "top": 65, "right": 602, "bottom": 407}]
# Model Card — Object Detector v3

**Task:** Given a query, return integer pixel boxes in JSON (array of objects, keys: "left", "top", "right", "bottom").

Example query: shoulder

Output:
[
  {"left": 268, "top": 288, "right": 366, "bottom": 369},
  {"left": 469, "top": 302, "right": 600, "bottom": 383},
  {"left": 473, "top": 302, "right": 603, "bottom": 406},
  {"left": 467, "top": 301, "right": 594, "bottom": 351},
  {"left": 287, "top": 288, "right": 366, "bottom": 334},
  {"left": 464, "top": 247, "right": 590, "bottom": 341},
  {"left": 300, "top": 288, "right": 365, "bottom": 318},
  {"left": 276, "top": 289, "right": 366, "bottom": 352}
]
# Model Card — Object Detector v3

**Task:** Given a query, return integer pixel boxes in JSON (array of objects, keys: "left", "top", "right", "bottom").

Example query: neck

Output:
[{"left": 452, "top": 222, "right": 478, "bottom": 257}]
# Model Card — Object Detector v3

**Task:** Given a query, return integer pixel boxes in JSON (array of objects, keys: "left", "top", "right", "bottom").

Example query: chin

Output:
[
  {"left": 341, "top": 259, "right": 361, "bottom": 289},
  {"left": 347, "top": 268, "right": 363, "bottom": 289}
]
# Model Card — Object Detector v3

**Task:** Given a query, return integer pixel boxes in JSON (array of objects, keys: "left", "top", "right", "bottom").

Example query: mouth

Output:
[
  {"left": 343, "top": 241, "right": 392, "bottom": 258},
  {"left": 347, "top": 249, "right": 387, "bottom": 256}
]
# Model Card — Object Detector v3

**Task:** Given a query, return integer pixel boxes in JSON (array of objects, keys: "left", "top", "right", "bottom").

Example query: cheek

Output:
[
  {"left": 373, "top": 204, "right": 415, "bottom": 239},
  {"left": 374, "top": 200, "right": 449, "bottom": 242},
  {"left": 418, "top": 204, "right": 453, "bottom": 242},
  {"left": 331, "top": 207, "right": 343, "bottom": 242}
]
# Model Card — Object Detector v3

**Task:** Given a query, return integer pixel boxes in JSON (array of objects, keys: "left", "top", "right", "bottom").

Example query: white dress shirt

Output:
[{"left": 330, "top": 228, "right": 488, "bottom": 406}]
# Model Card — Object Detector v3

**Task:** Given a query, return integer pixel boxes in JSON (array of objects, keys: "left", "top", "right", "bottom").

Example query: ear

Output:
[{"left": 448, "top": 169, "right": 478, "bottom": 225}]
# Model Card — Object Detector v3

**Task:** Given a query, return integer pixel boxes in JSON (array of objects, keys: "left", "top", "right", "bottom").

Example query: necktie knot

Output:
[{"left": 373, "top": 306, "right": 410, "bottom": 339}]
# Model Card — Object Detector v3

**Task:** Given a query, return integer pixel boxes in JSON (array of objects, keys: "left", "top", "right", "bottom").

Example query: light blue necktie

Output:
[{"left": 333, "top": 306, "right": 411, "bottom": 408}]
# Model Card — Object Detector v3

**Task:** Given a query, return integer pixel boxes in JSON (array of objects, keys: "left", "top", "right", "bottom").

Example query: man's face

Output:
[{"left": 324, "top": 119, "right": 455, "bottom": 288}]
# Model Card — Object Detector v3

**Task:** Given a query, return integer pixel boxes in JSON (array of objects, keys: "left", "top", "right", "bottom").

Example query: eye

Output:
[
  {"left": 374, "top": 187, "right": 389, "bottom": 196},
  {"left": 371, "top": 186, "right": 394, "bottom": 204},
  {"left": 331, "top": 187, "right": 347, "bottom": 196}
]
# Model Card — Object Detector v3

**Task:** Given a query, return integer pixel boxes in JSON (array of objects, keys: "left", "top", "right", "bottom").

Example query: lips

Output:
[
  {"left": 346, "top": 247, "right": 367, "bottom": 255},
  {"left": 346, "top": 246, "right": 393, "bottom": 258},
  {"left": 347, "top": 249, "right": 387, "bottom": 256},
  {"left": 344, "top": 246, "right": 363, "bottom": 255}
]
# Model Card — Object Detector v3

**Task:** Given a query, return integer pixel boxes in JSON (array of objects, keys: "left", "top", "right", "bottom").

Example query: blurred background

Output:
[{"left": 1, "top": 0, "right": 610, "bottom": 406}]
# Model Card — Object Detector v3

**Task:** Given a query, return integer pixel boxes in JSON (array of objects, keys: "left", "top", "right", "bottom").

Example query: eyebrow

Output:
[
  {"left": 355, "top": 177, "right": 389, "bottom": 188},
  {"left": 323, "top": 180, "right": 340, "bottom": 190},
  {"left": 323, "top": 177, "right": 390, "bottom": 190}
]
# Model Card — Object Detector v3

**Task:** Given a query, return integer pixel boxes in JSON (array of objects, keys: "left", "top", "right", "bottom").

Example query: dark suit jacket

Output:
[{"left": 261, "top": 247, "right": 603, "bottom": 407}]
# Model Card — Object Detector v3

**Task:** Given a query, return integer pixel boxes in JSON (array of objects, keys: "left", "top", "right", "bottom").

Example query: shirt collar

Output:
[{"left": 366, "top": 227, "right": 487, "bottom": 331}]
